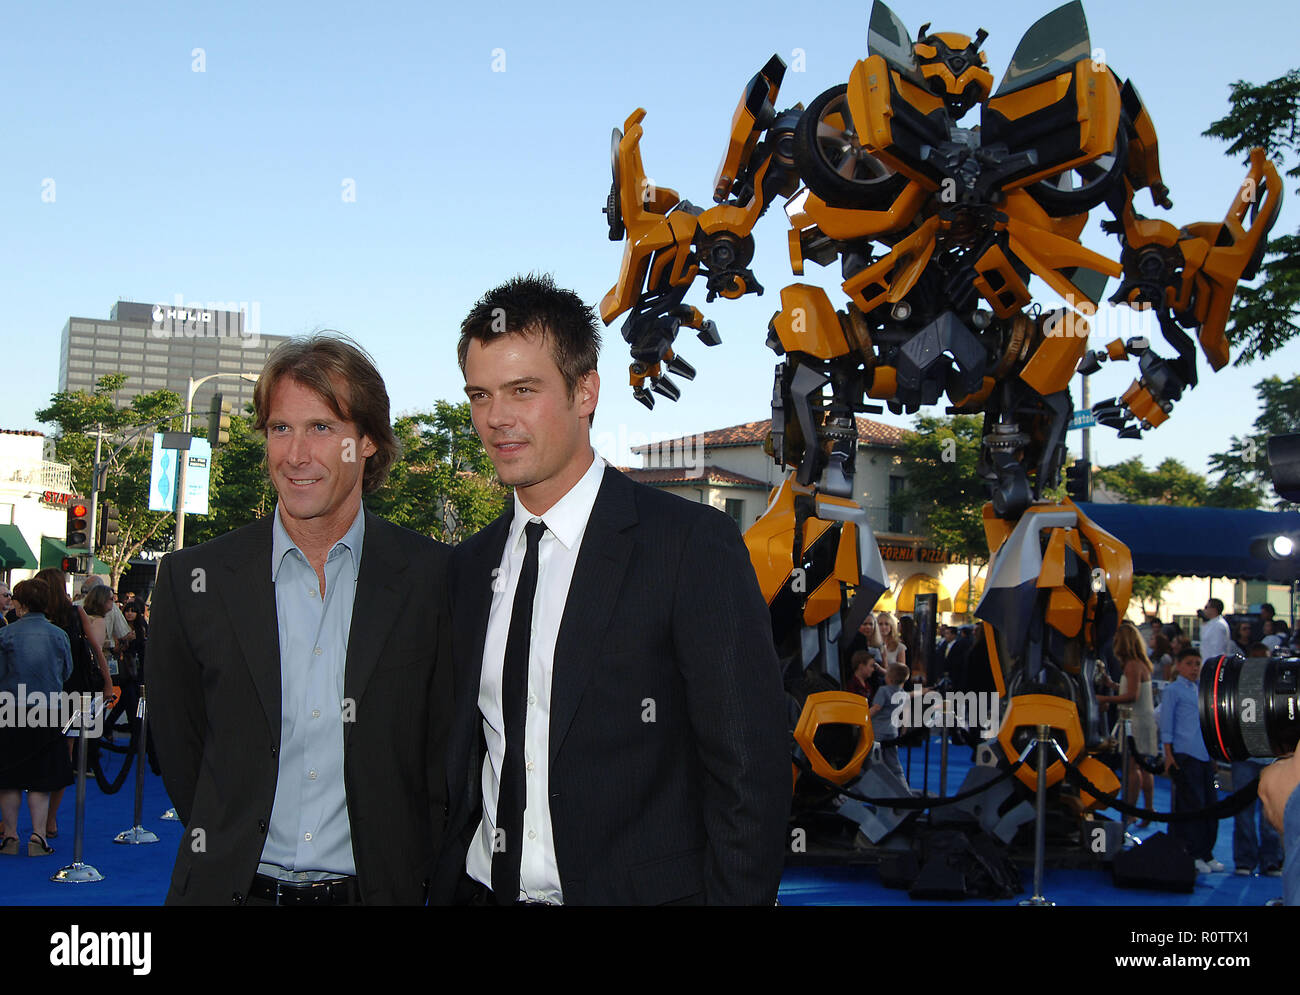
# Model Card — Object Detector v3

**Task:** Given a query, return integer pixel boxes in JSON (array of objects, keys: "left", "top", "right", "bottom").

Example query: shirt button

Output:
[
  {"left": 527, "top": 695, "right": 536, "bottom": 706},
  {"left": 311, "top": 709, "right": 320, "bottom": 718},
  {"left": 526, "top": 761, "right": 534, "bottom": 771},
  {"left": 308, "top": 770, "right": 317, "bottom": 780},
  {"left": 527, "top": 830, "right": 536, "bottom": 840},
  {"left": 304, "top": 832, "right": 312, "bottom": 842},
  {"left": 313, "top": 647, "right": 323, "bottom": 656}
]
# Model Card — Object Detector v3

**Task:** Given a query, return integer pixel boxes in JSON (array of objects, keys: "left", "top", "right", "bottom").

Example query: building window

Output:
[
  {"left": 724, "top": 498, "right": 745, "bottom": 531},
  {"left": 888, "top": 476, "right": 906, "bottom": 533}
]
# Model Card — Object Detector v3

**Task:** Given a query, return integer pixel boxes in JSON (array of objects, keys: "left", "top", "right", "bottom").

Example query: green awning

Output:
[
  {"left": 0, "top": 525, "right": 38, "bottom": 570},
  {"left": 40, "top": 537, "right": 111, "bottom": 575}
]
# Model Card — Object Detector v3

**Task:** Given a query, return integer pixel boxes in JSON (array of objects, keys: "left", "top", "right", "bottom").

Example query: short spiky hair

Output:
[{"left": 457, "top": 273, "right": 602, "bottom": 412}]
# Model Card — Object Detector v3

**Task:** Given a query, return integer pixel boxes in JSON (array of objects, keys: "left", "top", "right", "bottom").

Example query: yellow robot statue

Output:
[{"left": 600, "top": 0, "right": 1282, "bottom": 802}]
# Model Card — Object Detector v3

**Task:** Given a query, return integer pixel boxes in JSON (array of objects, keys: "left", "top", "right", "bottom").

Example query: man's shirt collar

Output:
[
  {"left": 509, "top": 453, "right": 605, "bottom": 553},
  {"left": 272, "top": 502, "right": 366, "bottom": 580}
]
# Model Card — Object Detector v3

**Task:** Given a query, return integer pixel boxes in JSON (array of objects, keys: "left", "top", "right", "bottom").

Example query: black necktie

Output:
[{"left": 492, "top": 518, "right": 546, "bottom": 903}]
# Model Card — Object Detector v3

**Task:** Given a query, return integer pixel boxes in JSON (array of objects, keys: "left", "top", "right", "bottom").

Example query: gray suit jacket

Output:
[{"left": 149, "top": 510, "right": 451, "bottom": 905}]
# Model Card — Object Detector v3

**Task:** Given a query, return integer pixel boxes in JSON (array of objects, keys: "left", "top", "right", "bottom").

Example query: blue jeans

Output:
[{"left": 1231, "top": 760, "right": 1283, "bottom": 871}]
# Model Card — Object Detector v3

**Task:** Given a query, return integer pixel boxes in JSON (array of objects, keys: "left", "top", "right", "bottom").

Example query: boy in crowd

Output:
[
  {"left": 1160, "top": 648, "right": 1224, "bottom": 873},
  {"left": 869, "top": 662, "right": 912, "bottom": 793}
]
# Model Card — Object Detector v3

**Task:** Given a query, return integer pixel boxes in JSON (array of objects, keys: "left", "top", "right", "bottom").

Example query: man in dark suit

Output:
[
  {"left": 149, "top": 335, "right": 451, "bottom": 905},
  {"left": 433, "top": 275, "right": 789, "bottom": 906}
]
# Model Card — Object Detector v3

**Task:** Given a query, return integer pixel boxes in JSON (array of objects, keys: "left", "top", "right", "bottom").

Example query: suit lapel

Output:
[
  {"left": 548, "top": 467, "right": 637, "bottom": 766},
  {"left": 453, "top": 510, "right": 511, "bottom": 820},
  {"left": 342, "top": 511, "right": 409, "bottom": 745},
  {"left": 221, "top": 515, "right": 282, "bottom": 738}
]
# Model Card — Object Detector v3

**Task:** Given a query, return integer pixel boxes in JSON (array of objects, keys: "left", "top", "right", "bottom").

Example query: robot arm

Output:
[
  {"left": 1083, "top": 146, "right": 1282, "bottom": 437},
  {"left": 600, "top": 57, "right": 802, "bottom": 407}
]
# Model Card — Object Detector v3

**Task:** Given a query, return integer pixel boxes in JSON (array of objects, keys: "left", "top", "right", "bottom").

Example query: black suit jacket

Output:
[
  {"left": 433, "top": 465, "right": 789, "bottom": 905},
  {"left": 149, "top": 509, "right": 451, "bottom": 905}
]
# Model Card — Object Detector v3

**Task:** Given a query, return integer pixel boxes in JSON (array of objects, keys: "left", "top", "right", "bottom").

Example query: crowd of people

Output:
[
  {"left": 0, "top": 570, "right": 149, "bottom": 857},
  {"left": 4, "top": 552, "right": 1295, "bottom": 894},
  {"left": 833, "top": 596, "right": 1292, "bottom": 885}
]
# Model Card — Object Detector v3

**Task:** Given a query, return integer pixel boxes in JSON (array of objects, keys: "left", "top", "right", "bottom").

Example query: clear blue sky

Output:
[{"left": 2, "top": 0, "right": 1295, "bottom": 481}]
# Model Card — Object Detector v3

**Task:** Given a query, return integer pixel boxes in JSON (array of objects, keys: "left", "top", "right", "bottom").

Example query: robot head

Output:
[{"left": 912, "top": 24, "right": 993, "bottom": 118}]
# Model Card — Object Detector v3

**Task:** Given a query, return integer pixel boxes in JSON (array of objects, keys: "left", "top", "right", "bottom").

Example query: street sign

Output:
[
  {"left": 149, "top": 435, "right": 211, "bottom": 514},
  {"left": 1069, "top": 409, "right": 1097, "bottom": 431}
]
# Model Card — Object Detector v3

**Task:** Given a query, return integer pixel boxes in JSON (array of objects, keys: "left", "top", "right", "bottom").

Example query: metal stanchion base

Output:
[
  {"left": 51, "top": 861, "right": 104, "bottom": 884},
  {"left": 160, "top": 808, "right": 178, "bottom": 821},
  {"left": 113, "top": 825, "right": 160, "bottom": 844},
  {"left": 1019, "top": 896, "right": 1056, "bottom": 906}
]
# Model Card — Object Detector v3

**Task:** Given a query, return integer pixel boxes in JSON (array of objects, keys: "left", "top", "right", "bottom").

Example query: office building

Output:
[{"left": 58, "top": 300, "right": 288, "bottom": 416}]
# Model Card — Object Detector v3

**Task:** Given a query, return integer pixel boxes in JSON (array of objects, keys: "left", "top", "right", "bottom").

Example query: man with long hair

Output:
[{"left": 150, "top": 334, "right": 452, "bottom": 905}]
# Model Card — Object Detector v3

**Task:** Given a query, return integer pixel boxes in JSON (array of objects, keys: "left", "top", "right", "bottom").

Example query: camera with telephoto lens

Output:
[{"left": 1198, "top": 654, "right": 1300, "bottom": 760}]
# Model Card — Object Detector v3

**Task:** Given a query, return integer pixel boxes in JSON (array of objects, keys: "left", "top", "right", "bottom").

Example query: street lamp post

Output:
[{"left": 172, "top": 372, "right": 259, "bottom": 551}]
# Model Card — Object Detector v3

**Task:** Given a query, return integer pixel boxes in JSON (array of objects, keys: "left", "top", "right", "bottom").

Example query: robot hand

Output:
[{"left": 621, "top": 303, "right": 721, "bottom": 409}]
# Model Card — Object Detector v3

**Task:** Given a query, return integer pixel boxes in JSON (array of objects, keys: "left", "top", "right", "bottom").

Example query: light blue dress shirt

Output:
[
  {"left": 1157, "top": 675, "right": 1210, "bottom": 762},
  {"left": 257, "top": 503, "right": 364, "bottom": 881}
]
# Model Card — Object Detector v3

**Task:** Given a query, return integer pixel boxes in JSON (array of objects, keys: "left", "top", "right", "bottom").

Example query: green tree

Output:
[
  {"left": 892, "top": 412, "right": 989, "bottom": 562},
  {"left": 1208, "top": 375, "right": 1300, "bottom": 509},
  {"left": 1203, "top": 69, "right": 1300, "bottom": 364},
  {"left": 368, "top": 401, "right": 507, "bottom": 543},
  {"left": 1131, "top": 575, "right": 1173, "bottom": 617},
  {"left": 184, "top": 408, "right": 278, "bottom": 545},
  {"left": 36, "top": 374, "right": 184, "bottom": 587},
  {"left": 1094, "top": 456, "right": 1259, "bottom": 509}
]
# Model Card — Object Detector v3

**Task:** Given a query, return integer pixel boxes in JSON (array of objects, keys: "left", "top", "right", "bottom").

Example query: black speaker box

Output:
[{"left": 1111, "top": 832, "right": 1197, "bottom": 892}]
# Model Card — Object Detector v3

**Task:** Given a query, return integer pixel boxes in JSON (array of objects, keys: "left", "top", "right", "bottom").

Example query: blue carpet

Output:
[
  {"left": 3, "top": 756, "right": 181, "bottom": 906},
  {"left": 777, "top": 735, "right": 1286, "bottom": 906},
  {"left": 1, "top": 734, "right": 1284, "bottom": 905}
]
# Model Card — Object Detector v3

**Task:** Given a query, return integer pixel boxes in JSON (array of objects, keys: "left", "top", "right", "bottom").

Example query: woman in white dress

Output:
[
  {"left": 1098, "top": 620, "right": 1157, "bottom": 825},
  {"left": 877, "top": 612, "right": 907, "bottom": 670}
]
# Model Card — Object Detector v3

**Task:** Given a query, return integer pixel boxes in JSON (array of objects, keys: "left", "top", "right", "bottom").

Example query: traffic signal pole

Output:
[{"left": 86, "top": 423, "right": 103, "bottom": 575}]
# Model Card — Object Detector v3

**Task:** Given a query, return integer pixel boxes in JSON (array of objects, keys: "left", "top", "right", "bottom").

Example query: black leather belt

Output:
[{"left": 250, "top": 873, "right": 361, "bottom": 906}]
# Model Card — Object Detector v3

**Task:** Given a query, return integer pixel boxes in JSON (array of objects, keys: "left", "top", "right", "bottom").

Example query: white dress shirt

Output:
[
  {"left": 467, "top": 453, "right": 606, "bottom": 903},
  {"left": 1199, "top": 613, "right": 1231, "bottom": 660}
]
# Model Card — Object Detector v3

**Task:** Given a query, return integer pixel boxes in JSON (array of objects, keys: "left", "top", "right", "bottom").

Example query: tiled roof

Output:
[
  {"left": 619, "top": 465, "right": 771, "bottom": 490},
  {"left": 630, "top": 416, "right": 906, "bottom": 453}
]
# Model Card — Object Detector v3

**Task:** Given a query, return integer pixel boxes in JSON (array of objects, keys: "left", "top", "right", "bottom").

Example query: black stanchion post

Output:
[
  {"left": 52, "top": 692, "right": 104, "bottom": 884},
  {"left": 938, "top": 698, "right": 950, "bottom": 798},
  {"left": 1019, "top": 723, "right": 1055, "bottom": 906},
  {"left": 114, "top": 682, "right": 158, "bottom": 845}
]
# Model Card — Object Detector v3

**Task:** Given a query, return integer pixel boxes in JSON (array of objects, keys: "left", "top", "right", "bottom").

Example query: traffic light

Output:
[
  {"left": 99, "top": 501, "right": 120, "bottom": 548},
  {"left": 66, "top": 499, "right": 89, "bottom": 548},
  {"left": 208, "top": 392, "right": 232, "bottom": 449},
  {"left": 1065, "top": 460, "right": 1092, "bottom": 502}
]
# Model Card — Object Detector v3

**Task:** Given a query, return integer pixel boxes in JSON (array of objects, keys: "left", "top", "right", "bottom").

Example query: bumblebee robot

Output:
[{"left": 600, "top": 0, "right": 1281, "bottom": 835}]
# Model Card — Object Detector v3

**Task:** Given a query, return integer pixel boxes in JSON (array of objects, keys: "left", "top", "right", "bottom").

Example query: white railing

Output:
[{"left": 0, "top": 459, "right": 75, "bottom": 494}]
